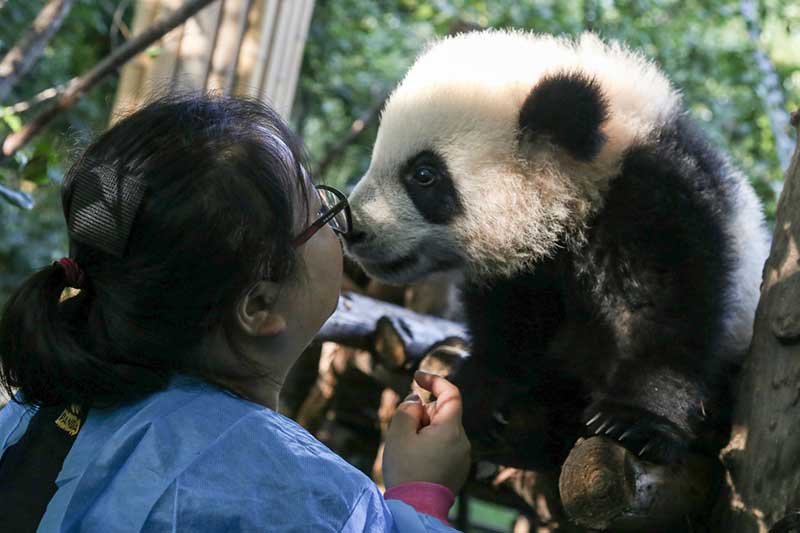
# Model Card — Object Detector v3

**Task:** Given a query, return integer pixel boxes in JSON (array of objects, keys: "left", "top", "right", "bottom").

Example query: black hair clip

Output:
[{"left": 65, "top": 158, "right": 147, "bottom": 258}]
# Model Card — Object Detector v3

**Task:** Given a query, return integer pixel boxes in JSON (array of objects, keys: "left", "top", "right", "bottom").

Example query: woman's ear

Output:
[{"left": 236, "top": 281, "right": 287, "bottom": 337}]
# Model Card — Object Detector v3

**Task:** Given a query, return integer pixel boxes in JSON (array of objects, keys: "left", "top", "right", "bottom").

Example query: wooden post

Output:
[{"left": 111, "top": 0, "right": 315, "bottom": 120}]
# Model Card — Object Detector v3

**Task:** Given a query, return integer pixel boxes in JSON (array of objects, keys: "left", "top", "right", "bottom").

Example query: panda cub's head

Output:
[{"left": 345, "top": 29, "right": 680, "bottom": 284}]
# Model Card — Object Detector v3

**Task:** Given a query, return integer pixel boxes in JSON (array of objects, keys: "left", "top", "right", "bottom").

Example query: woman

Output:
[{"left": 0, "top": 94, "right": 471, "bottom": 532}]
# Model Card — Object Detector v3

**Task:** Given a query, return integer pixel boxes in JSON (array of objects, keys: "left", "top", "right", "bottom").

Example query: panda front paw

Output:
[{"left": 582, "top": 401, "right": 691, "bottom": 464}]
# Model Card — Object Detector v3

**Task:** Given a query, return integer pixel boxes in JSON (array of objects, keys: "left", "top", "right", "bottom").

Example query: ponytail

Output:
[
  {"left": 0, "top": 264, "right": 166, "bottom": 407},
  {"left": 1, "top": 264, "right": 81, "bottom": 405}
]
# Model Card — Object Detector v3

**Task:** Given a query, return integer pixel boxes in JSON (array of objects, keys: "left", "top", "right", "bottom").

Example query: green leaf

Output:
[
  {"left": 145, "top": 45, "right": 162, "bottom": 58},
  {"left": 2, "top": 111, "right": 22, "bottom": 133},
  {"left": 20, "top": 154, "right": 49, "bottom": 185},
  {"left": 20, "top": 142, "right": 53, "bottom": 186}
]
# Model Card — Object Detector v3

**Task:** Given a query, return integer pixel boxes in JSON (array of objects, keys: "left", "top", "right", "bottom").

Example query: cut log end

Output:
[{"left": 559, "top": 437, "right": 718, "bottom": 531}]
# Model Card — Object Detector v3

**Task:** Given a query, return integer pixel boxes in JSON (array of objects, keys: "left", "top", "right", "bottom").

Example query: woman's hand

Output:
[{"left": 382, "top": 370, "right": 471, "bottom": 494}]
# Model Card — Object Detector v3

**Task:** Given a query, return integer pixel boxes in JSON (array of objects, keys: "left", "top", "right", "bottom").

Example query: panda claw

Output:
[
  {"left": 639, "top": 441, "right": 655, "bottom": 458},
  {"left": 586, "top": 412, "right": 602, "bottom": 426},
  {"left": 584, "top": 401, "right": 694, "bottom": 464},
  {"left": 492, "top": 411, "right": 509, "bottom": 425}
]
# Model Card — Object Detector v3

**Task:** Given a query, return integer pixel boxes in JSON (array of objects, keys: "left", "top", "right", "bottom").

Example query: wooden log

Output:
[
  {"left": 558, "top": 437, "right": 718, "bottom": 531},
  {"left": 317, "top": 291, "right": 469, "bottom": 362},
  {"left": 371, "top": 387, "right": 400, "bottom": 489},
  {"left": 294, "top": 342, "right": 353, "bottom": 433},
  {"left": 467, "top": 465, "right": 584, "bottom": 531},
  {"left": 410, "top": 341, "right": 470, "bottom": 401}
]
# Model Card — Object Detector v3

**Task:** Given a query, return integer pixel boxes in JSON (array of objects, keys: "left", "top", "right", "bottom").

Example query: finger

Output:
[
  {"left": 387, "top": 395, "right": 426, "bottom": 437},
  {"left": 424, "top": 400, "right": 437, "bottom": 425},
  {"left": 405, "top": 392, "right": 430, "bottom": 426},
  {"left": 414, "top": 370, "right": 462, "bottom": 424}
]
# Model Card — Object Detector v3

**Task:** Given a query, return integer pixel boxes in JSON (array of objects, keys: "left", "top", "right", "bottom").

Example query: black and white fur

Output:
[{"left": 344, "top": 30, "right": 768, "bottom": 466}]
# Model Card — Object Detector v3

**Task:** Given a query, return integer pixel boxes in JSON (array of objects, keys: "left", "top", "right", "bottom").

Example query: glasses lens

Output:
[
  {"left": 332, "top": 209, "right": 349, "bottom": 233},
  {"left": 317, "top": 188, "right": 345, "bottom": 233}
]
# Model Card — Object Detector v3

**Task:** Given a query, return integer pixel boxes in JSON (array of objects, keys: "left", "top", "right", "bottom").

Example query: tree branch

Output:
[
  {"left": 0, "top": 0, "right": 221, "bottom": 162},
  {"left": 3, "top": 77, "right": 75, "bottom": 114},
  {"left": 314, "top": 94, "right": 387, "bottom": 181},
  {"left": 0, "top": 0, "right": 76, "bottom": 103}
]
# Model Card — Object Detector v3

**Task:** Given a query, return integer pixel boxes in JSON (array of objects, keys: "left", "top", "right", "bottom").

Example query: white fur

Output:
[
  {"left": 349, "top": 30, "right": 682, "bottom": 280},
  {"left": 347, "top": 29, "right": 769, "bottom": 359},
  {"left": 720, "top": 165, "right": 770, "bottom": 357}
]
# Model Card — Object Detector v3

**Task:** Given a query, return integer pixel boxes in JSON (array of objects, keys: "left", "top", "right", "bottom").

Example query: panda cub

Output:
[{"left": 344, "top": 29, "right": 769, "bottom": 467}]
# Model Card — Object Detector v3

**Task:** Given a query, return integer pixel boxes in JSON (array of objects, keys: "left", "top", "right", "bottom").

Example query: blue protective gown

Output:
[{"left": 0, "top": 375, "right": 460, "bottom": 532}]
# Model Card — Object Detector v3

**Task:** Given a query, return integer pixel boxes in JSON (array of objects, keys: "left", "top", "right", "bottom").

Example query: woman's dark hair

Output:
[{"left": 0, "top": 94, "right": 309, "bottom": 407}]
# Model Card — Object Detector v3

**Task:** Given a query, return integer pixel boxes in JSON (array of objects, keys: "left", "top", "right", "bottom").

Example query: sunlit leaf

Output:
[{"left": 2, "top": 112, "right": 22, "bottom": 133}]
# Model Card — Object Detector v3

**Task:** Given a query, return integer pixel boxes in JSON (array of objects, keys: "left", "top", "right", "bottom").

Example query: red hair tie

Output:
[{"left": 55, "top": 257, "right": 86, "bottom": 289}]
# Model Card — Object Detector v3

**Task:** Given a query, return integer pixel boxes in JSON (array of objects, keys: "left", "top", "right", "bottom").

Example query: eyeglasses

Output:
[{"left": 292, "top": 184, "right": 352, "bottom": 247}]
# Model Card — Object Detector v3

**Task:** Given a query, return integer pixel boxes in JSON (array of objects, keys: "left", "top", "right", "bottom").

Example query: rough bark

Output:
[
  {"left": 715, "top": 112, "right": 800, "bottom": 533},
  {"left": 0, "top": 0, "right": 76, "bottom": 103}
]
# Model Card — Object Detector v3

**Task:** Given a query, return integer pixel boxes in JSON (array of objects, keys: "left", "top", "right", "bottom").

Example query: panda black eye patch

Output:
[{"left": 401, "top": 150, "right": 464, "bottom": 225}]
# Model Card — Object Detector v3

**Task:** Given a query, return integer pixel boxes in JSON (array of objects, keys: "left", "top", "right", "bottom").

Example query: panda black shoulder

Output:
[{"left": 577, "top": 113, "right": 737, "bottom": 353}]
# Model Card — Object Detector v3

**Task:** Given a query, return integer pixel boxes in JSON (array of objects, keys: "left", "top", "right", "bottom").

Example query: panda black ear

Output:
[{"left": 518, "top": 72, "right": 609, "bottom": 161}]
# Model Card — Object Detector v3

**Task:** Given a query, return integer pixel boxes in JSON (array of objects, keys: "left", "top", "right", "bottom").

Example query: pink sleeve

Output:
[{"left": 383, "top": 482, "right": 455, "bottom": 526}]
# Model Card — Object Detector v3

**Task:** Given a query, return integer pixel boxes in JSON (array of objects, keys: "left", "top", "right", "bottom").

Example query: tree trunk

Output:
[{"left": 717, "top": 110, "right": 800, "bottom": 532}]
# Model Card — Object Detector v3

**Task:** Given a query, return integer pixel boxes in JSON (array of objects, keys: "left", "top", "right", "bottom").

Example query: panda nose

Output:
[{"left": 345, "top": 230, "right": 368, "bottom": 245}]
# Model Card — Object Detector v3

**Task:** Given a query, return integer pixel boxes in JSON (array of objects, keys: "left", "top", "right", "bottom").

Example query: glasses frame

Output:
[{"left": 292, "top": 184, "right": 352, "bottom": 247}]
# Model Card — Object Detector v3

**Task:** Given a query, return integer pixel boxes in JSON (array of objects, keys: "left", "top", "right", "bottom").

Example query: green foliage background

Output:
[
  {"left": 1, "top": 0, "right": 799, "bottom": 308},
  {"left": 0, "top": 0, "right": 123, "bottom": 300}
]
